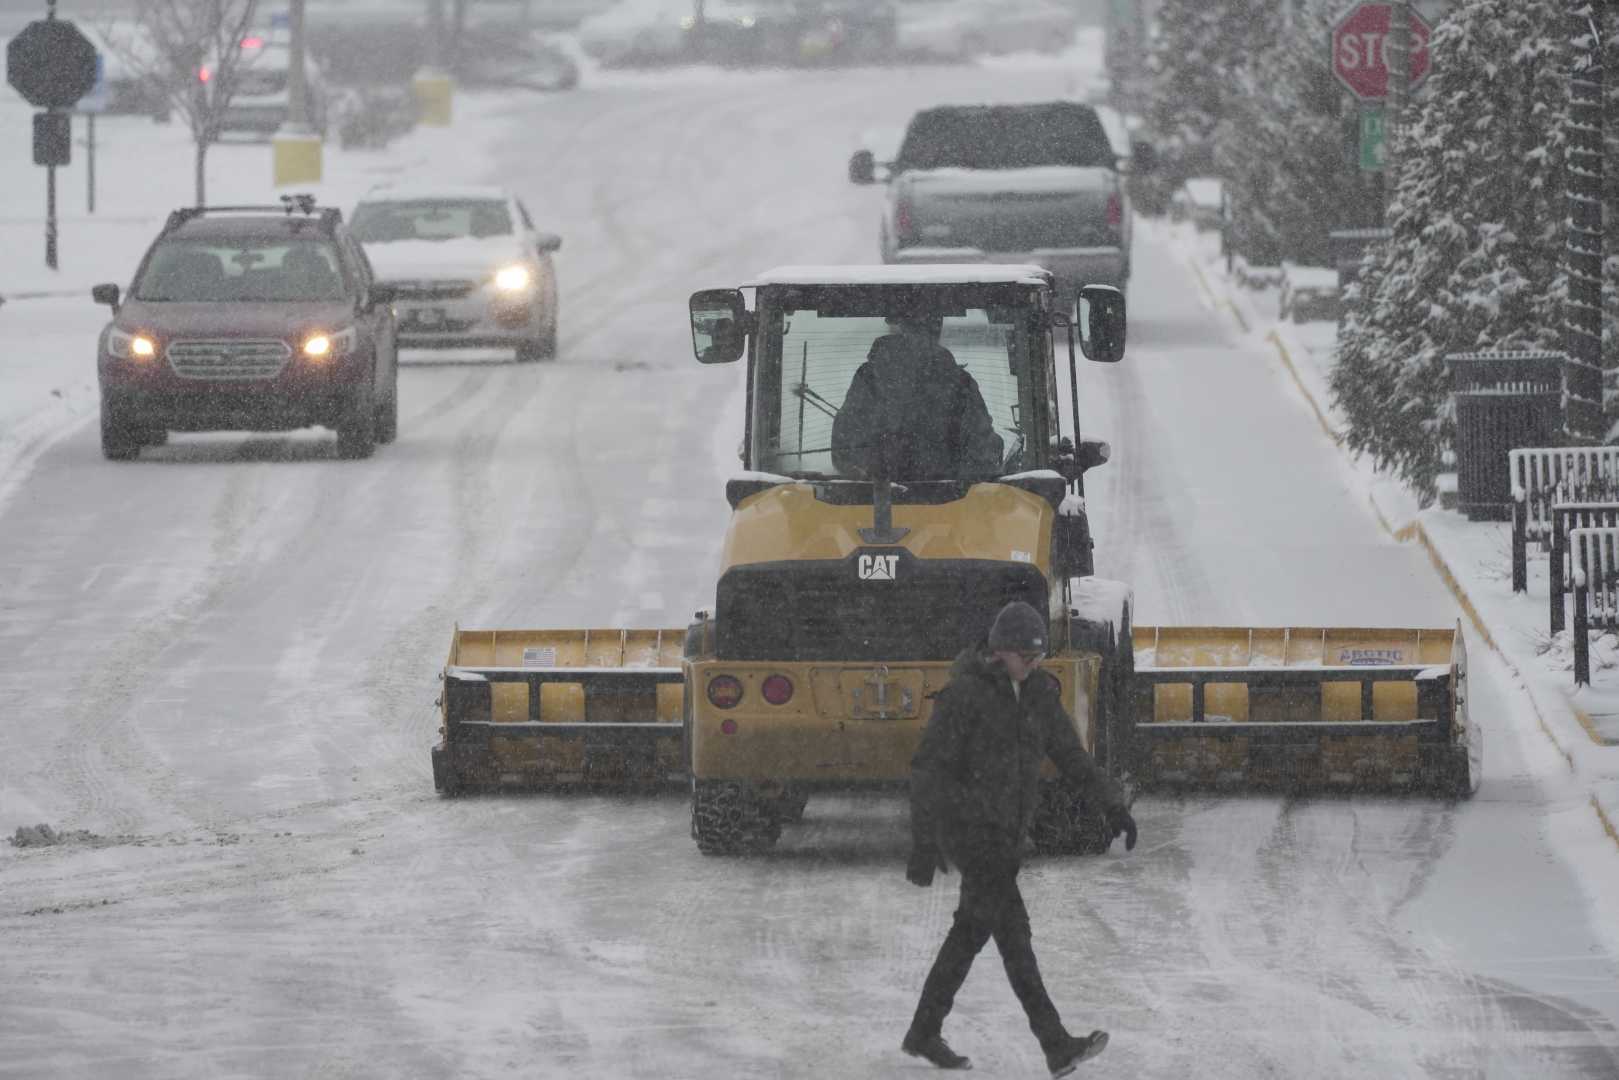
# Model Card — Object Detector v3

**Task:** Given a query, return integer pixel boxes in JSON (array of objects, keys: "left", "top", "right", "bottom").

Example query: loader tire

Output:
[
  {"left": 1029, "top": 779, "right": 1113, "bottom": 856},
  {"left": 692, "top": 780, "right": 781, "bottom": 855}
]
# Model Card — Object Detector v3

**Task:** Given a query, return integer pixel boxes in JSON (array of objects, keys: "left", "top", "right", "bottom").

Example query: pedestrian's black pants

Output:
[{"left": 909, "top": 850, "right": 1068, "bottom": 1052}]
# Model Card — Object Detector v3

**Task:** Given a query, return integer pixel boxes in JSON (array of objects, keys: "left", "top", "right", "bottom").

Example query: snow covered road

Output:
[{"left": 2, "top": 58, "right": 1617, "bottom": 1079}]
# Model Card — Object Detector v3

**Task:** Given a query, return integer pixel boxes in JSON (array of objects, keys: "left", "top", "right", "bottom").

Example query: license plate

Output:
[{"left": 405, "top": 306, "right": 446, "bottom": 329}]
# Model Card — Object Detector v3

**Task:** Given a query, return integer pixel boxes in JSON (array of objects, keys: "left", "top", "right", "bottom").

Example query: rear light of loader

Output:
[
  {"left": 1106, "top": 192, "right": 1123, "bottom": 229},
  {"left": 761, "top": 674, "right": 794, "bottom": 706},
  {"left": 707, "top": 675, "right": 743, "bottom": 709}
]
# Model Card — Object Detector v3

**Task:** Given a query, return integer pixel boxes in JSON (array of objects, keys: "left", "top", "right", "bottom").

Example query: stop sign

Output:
[
  {"left": 6, "top": 18, "right": 98, "bottom": 109},
  {"left": 1331, "top": 2, "right": 1433, "bottom": 101}
]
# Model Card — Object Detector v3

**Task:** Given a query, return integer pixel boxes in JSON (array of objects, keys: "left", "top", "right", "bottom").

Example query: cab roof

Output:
[{"left": 750, "top": 264, "right": 1053, "bottom": 287}]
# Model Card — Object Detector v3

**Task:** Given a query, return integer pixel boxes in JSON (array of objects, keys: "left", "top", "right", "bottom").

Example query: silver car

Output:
[{"left": 350, "top": 186, "right": 562, "bottom": 363}]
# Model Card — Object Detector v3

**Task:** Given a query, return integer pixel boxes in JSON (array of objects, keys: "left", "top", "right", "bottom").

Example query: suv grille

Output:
[
  {"left": 716, "top": 556, "right": 1047, "bottom": 662},
  {"left": 167, "top": 339, "right": 292, "bottom": 380},
  {"left": 391, "top": 279, "right": 478, "bottom": 301}
]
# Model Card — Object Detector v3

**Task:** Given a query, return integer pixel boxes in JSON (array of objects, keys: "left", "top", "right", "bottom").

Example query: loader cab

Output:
[{"left": 689, "top": 266, "right": 1124, "bottom": 492}]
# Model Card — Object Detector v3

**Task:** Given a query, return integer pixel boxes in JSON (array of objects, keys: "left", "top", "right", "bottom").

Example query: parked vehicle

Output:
[
  {"left": 863, "top": 100, "right": 1146, "bottom": 297},
  {"left": 1278, "top": 263, "right": 1341, "bottom": 323},
  {"left": 1169, "top": 177, "right": 1225, "bottom": 232},
  {"left": 213, "top": 36, "right": 329, "bottom": 140},
  {"left": 90, "top": 197, "right": 399, "bottom": 461},
  {"left": 896, "top": 0, "right": 1079, "bottom": 60},
  {"left": 350, "top": 186, "right": 562, "bottom": 363},
  {"left": 576, "top": 0, "right": 691, "bottom": 66},
  {"left": 79, "top": 20, "right": 176, "bottom": 121}
]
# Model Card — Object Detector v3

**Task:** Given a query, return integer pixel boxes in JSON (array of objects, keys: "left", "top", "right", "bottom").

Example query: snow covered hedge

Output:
[{"left": 1331, "top": 0, "right": 1619, "bottom": 501}]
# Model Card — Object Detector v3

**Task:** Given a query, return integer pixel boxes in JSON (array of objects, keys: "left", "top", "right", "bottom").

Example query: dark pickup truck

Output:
[{"left": 857, "top": 100, "right": 1138, "bottom": 297}]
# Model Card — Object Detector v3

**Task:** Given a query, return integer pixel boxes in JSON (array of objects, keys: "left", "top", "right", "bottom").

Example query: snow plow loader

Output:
[{"left": 431, "top": 265, "right": 1479, "bottom": 851}]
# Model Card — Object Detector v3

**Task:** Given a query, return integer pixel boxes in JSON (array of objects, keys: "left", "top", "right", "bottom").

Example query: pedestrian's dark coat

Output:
[
  {"left": 910, "top": 645, "right": 1125, "bottom": 867},
  {"left": 830, "top": 334, "right": 1003, "bottom": 480}
]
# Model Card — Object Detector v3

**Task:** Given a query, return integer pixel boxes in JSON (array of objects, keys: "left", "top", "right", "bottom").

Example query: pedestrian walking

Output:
[{"left": 901, "top": 600, "right": 1137, "bottom": 1076}]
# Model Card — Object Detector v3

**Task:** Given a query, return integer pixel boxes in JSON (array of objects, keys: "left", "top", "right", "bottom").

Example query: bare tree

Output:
[{"left": 97, "top": 0, "right": 262, "bottom": 205}]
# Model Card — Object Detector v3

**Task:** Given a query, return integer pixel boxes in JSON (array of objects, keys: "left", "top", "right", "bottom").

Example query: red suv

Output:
[{"left": 91, "top": 197, "right": 399, "bottom": 460}]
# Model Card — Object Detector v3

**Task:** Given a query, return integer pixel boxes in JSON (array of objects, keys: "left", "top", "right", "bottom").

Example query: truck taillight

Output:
[
  {"left": 1106, "top": 192, "right": 1123, "bottom": 228},
  {"left": 895, "top": 190, "right": 915, "bottom": 243}
]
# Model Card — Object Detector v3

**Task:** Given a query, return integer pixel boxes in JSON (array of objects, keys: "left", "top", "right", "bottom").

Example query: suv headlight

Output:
[
  {"left": 302, "top": 325, "right": 359, "bottom": 359},
  {"left": 493, "top": 264, "right": 532, "bottom": 292},
  {"left": 108, "top": 328, "right": 158, "bottom": 361}
]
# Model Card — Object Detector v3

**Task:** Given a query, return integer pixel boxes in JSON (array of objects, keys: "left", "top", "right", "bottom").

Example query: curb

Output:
[{"left": 1265, "top": 330, "right": 1343, "bottom": 447}]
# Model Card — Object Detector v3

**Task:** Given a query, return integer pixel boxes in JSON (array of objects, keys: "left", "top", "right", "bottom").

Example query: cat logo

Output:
[{"left": 857, "top": 553, "right": 899, "bottom": 581}]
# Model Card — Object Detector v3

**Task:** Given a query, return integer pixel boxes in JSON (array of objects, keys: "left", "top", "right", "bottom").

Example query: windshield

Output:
[
  {"left": 349, "top": 199, "right": 514, "bottom": 243},
  {"left": 896, "top": 103, "right": 1116, "bottom": 171},
  {"left": 751, "top": 288, "right": 1048, "bottom": 481},
  {"left": 133, "top": 237, "right": 347, "bottom": 302}
]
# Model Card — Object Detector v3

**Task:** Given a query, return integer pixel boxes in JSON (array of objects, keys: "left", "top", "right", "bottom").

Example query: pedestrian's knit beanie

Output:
[{"left": 988, "top": 600, "right": 1047, "bottom": 653}]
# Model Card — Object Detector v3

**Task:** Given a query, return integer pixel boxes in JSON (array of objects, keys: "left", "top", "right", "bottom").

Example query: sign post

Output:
[{"left": 6, "top": 0, "right": 99, "bottom": 269}]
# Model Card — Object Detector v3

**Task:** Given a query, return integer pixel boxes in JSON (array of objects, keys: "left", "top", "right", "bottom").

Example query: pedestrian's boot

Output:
[
  {"left": 902, "top": 1029, "right": 973, "bottom": 1070},
  {"left": 1045, "top": 1030, "right": 1108, "bottom": 1077}
]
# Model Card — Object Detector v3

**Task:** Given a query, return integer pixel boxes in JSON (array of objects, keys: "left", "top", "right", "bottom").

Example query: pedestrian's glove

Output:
[
  {"left": 1105, "top": 806, "right": 1138, "bottom": 852},
  {"left": 906, "top": 847, "right": 949, "bottom": 887}
]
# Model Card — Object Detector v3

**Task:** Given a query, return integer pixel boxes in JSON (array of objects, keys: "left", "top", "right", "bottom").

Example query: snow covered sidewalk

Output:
[{"left": 1155, "top": 216, "right": 1619, "bottom": 857}]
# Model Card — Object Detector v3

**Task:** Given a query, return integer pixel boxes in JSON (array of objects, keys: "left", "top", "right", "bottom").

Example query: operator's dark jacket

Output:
[
  {"left": 830, "top": 335, "right": 1003, "bottom": 480},
  {"left": 910, "top": 646, "right": 1126, "bottom": 867}
]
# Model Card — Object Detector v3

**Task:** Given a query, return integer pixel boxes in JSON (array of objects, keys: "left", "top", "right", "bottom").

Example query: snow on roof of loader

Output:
[{"left": 750, "top": 264, "right": 1053, "bottom": 287}]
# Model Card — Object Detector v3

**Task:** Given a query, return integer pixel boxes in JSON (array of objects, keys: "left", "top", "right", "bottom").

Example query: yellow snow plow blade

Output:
[
  {"left": 1127, "top": 623, "right": 1479, "bottom": 796},
  {"left": 431, "top": 627, "right": 687, "bottom": 793}
]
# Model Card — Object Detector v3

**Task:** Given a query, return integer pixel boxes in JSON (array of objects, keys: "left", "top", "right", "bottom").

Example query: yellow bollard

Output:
[
  {"left": 412, "top": 70, "right": 454, "bottom": 127},
  {"left": 272, "top": 129, "right": 323, "bottom": 186}
]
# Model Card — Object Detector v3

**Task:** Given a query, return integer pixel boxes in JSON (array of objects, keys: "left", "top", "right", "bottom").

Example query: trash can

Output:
[{"left": 1449, "top": 351, "right": 1566, "bottom": 521}]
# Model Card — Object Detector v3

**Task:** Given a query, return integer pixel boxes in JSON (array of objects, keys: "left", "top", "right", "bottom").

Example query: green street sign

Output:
[{"left": 1359, "top": 105, "right": 1386, "bottom": 172}]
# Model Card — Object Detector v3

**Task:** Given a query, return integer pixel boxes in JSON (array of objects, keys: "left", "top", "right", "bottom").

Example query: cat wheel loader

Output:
[{"left": 431, "top": 264, "right": 1480, "bottom": 853}]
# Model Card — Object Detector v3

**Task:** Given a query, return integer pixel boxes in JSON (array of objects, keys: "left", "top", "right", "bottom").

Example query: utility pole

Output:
[
  {"left": 1383, "top": 0, "right": 1408, "bottom": 202},
  {"left": 272, "top": 0, "right": 321, "bottom": 183},
  {"left": 414, "top": 0, "right": 453, "bottom": 125},
  {"left": 1565, "top": 0, "right": 1606, "bottom": 442},
  {"left": 46, "top": 0, "right": 58, "bottom": 271}
]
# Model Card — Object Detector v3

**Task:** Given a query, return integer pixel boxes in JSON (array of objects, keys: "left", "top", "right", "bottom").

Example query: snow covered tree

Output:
[
  {"left": 1330, "top": 0, "right": 1619, "bottom": 500},
  {"left": 1214, "top": 0, "right": 1369, "bottom": 265},
  {"left": 1139, "top": 0, "right": 1266, "bottom": 213}
]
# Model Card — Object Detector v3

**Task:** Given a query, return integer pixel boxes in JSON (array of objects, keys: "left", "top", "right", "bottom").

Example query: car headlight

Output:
[
  {"left": 493, "top": 264, "right": 532, "bottom": 292},
  {"left": 302, "top": 326, "right": 358, "bottom": 360},
  {"left": 108, "top": 328, "right": 158, "bottom": 361}
]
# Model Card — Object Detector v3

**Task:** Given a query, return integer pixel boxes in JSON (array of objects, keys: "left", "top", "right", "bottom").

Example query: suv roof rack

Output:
[{"left": 161, "top": 193, "right": 343, "bottom": 237}]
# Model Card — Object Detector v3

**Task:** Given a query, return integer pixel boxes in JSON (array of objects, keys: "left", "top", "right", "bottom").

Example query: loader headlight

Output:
[
  {"left": 493, "top": 264, "right": 532, "bottom": 292},
  {"left": 301, "top": 326, "right": 358, "bottom": 361},
  {"left": 108, "top": 329, "right": 158, "bottom": 361},
  {"left": 707, "top": 675, "right": 744, "bottom": 709}
]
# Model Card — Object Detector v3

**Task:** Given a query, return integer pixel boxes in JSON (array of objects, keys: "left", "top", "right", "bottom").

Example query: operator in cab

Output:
[{"left": 830, "top": 314, "right": 1004, "bottom": 480}]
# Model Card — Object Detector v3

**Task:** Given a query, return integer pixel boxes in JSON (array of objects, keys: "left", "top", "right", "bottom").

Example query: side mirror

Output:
[
  {"left": 92, "top": 283, "right": 121, "bottom": 308},
  {"left": 534, "top": 232, "right": 562, "bottom": 253},
  {"left": 848, "top": 148, "right": 876, "bottom": 185},
  {"left": 1077, "top": 284, "right": 1126, "bottom": 364},
  {"left": 1129, "top": 140, "right": 1158, "bottom": 175},
  {"left": 690, "top": 288, "right": 747, "bottom": 364},
  {"left": 367, "top": 283, "right": 397, "bottom": 308},
  {"left": 1076, "top": 437, "right": 1110, "bottom": 471}
]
